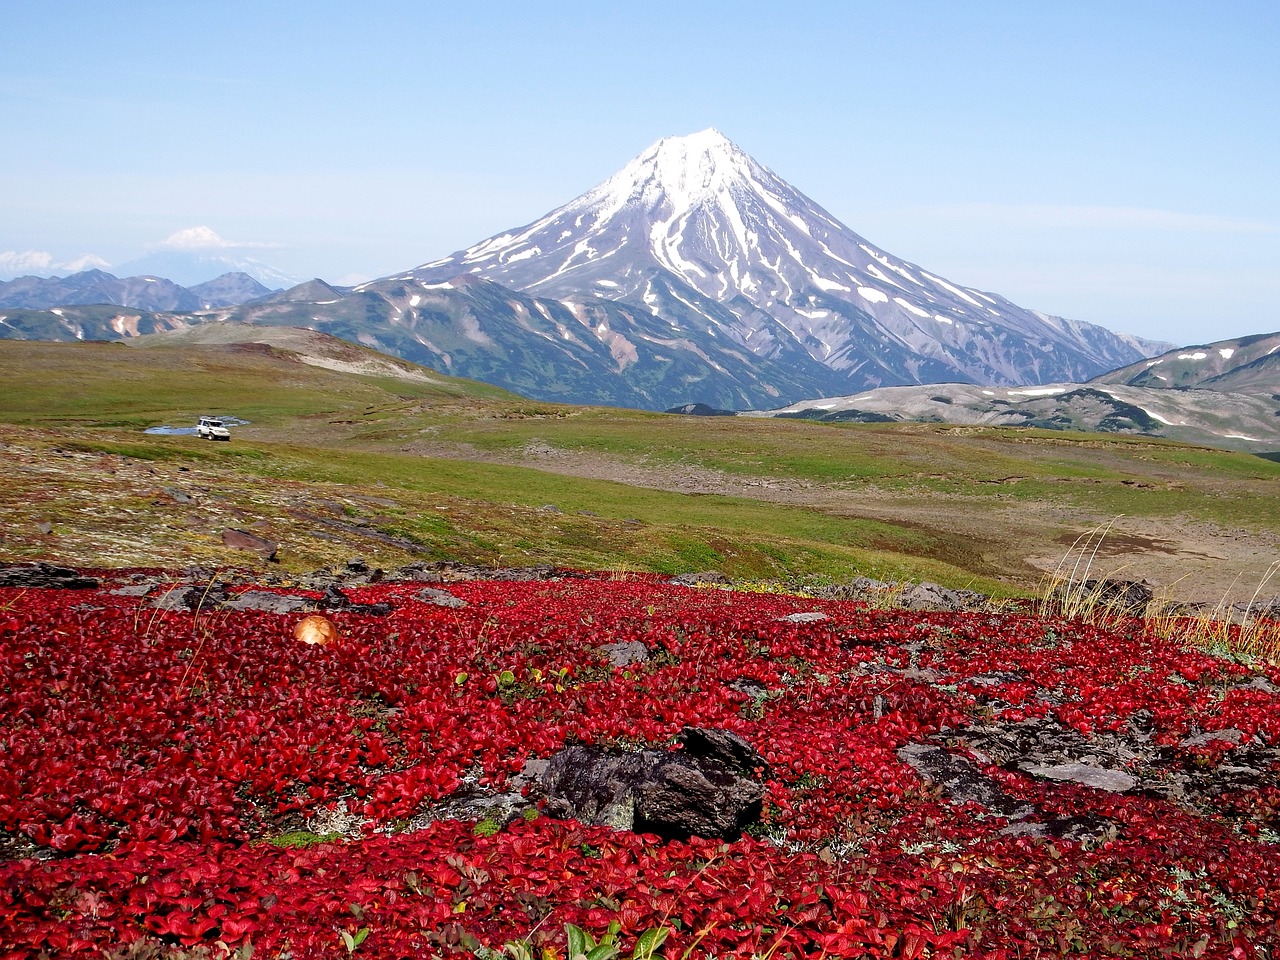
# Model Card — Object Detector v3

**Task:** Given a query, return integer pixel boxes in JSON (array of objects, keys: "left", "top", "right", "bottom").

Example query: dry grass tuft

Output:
[
  {"left": 1040, "top": 520, "right": 1280, "bottom": 663},
  {"left": 1036, "top": 518, "right": 1136, "bottom": 622},
  {"left": 1146, "top": 560, "right": 1280, "bottom": 663}
]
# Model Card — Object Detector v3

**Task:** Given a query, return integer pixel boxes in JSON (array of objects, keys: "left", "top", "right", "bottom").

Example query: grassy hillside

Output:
[{"left": 2, "top": 335, "right": 1277, "bottom": 600}]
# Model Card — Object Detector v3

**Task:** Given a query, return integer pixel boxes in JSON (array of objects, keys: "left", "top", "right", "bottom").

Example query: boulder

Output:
[
  {"left": 1233, "top": 596, "right": 1280, "bottom": 623},
  {"left": 669, "top": 571, "right": 733, "bottom": 587},
  {"left": 811, "top": 577, "right": 895, "bottom": 602},
  {"left": 109, "top": 583, "right": 155, "bottom": 598},
  {"left": 223, "top": 591, "right": 315, "bottom": 614},
  {"left": 416, "top": 587, "right": 467, "bottom": 609},
  {"left": 1000, "top": 813, "right": 1119, "bottom": 843},
  {"left": 899, "top": 581, "right": 984, "bottom": 612},
  {"left": 778, "top": 611, "right": 828, "bottom": 623},
  {"left": 319, "top": 584, "right": 393, "bottom": 616},
  {"left": 221, "top": 528, "right": 278, "bottom": 562},
  {"left": 897, "top": 744, "right": 1031, "bottom": 817},
  {"left": 424, "top": 788, "right": 533, "bottom": 829},
  {"left": 1053, "top": 578, "right": 1153, "bottom": 617},
  {"left": 1020, "top": 761, "right": 1136, "bottom": 793},
  {"left": 150, "top": 581, "right": 231, "bottom": 612},
  {"left": 598, "top": 640, "right": 650, "bottom": 668},
  {"left": 1180, "top": 728, "right": 1246, "bottom": 749},
  {"left": 1241, "top": 676, "right": 1280, "bottom": 694},
  {"left": 898, "top": 743, "right": 1123, "bottom": 841},
  {"left": 162, "top": 487, "right": 193, "bottom": 504},
  {"left": 539, "top": 727, "right": 769, "bottom": 841},
  {"left": 682, "top": 727, "right": 773, "bottom": 779},
  {"left": 389, "top": 563, "right": 445, "bottom": 583}
]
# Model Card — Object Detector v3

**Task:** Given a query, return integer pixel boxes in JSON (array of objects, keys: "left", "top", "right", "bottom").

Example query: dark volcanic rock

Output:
[
  {"left": 539, "top": 727, "right": 768, "bottom": 841},
  {"left": 1020, "top": 761, "right": 1136, "bottom": 793},
  {"left": 319, "top": 584, "right": 392, "bottom": 616},
  {"left": 418, "top": 786, "right": 532, "bottom": 829},
  {"left": 1233, "top": 595, "right": 1280, "bottom": 623},
  {"left": 778, "top": 611, "right": 828, "bottom": 623},
  {"left": 1181, "top": 728, "right": 1246, "bottom": 749},
  {"left": 109, "top": 583, "right": 155, "bottom": 598},
  {"left": 394, "top": 561, "right": 579, "bottom": 583},
  {"left": 162, "top": 487, "right": 193, "bottom": 504},
  {"left": 141, "top": 577, "right": 395, "bottom": 616},
  {"left": 1053, "top": 578, "right": 1154, "bottom": 616},
  {"left": 897, "top": 744, "right": 1031, "bottom": 818},
  {"left": 0, "top": 562, "right": 99, "bottom": 589},
  {"left": 681, "top": 726, "right": 773, "bottom": 779},
  {"left": 811, "top": 577, "right": 897, "bottom": 602},
  {"left": 808, "top": 578, "right": 991, "bottom": 612},
  {"left": 389, "top": 563, "right": 445, "bottom": 583},
  {"left": 150, "top": 580, "right": 232, "bottom": 612},
  {"left": 898, "top": 742, "right": 1124, "bottom": 841}
]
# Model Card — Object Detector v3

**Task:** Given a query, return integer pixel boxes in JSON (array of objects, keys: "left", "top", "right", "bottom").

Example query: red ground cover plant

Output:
[{"left": 1, "top": 573, "right": 1278, "bottom": 958}]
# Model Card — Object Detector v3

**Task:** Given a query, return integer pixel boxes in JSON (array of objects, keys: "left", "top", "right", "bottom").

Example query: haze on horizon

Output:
[{"left": 1, "top": 0, "right": 1276, "bottom": 347}]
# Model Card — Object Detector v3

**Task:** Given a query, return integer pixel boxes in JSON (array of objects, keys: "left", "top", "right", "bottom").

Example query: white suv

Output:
[{"left": 197, "top": 416, "right": 231, "bottom": 441}]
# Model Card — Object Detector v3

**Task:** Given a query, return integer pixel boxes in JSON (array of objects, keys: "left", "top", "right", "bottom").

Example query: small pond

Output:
[{"left": 144, "top": 416, "right": 251, "bottom": 436}]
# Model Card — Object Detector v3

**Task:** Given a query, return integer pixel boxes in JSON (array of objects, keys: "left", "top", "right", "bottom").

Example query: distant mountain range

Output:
[
  {"left": 111, "top": 250, "right": 302, "bottom": 290},
  {"left": 0, "top": 270, "right": 274, "bottom": 312},
  {"left": 0, "top": 130, "right": 1181, "bottom": 410},
  {"left": 756, "top": 331, "right": 1280, "bottom": 452}
]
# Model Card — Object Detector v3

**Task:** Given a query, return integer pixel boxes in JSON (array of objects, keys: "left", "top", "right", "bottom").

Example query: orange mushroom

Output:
[{"left": 293, "top": 615, "right": 338, "bottom": 646}]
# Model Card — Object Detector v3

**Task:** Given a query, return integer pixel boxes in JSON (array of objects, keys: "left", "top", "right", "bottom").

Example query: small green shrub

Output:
[
  {"left": 472, "top": 818, "right": 502, "bottom": 838},
  {"left": 473, "top": 922, "right": 670, "bottom": 960},
  {"left": 267, "top": 830, "right": 344, "bottom": 848}
]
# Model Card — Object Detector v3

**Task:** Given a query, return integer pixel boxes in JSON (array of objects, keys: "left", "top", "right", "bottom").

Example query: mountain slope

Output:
[
  {"left": 209, "top": 274, "right": 852, "bottom": 408},
  {"left": 0, "top": 303, "right": 193, "bottom": 341},
  {"left": 404, "top": 129, "right": 1159, "bottom": 392},
  {"left": 188, "top": 273, "right": 274, "bottom": 308},
  {"left": 760, "top": 379, "right": 1280, "bottom": 453},
  {"left": 1092, "top": 330, "right": 1280, "bottom": 394}
]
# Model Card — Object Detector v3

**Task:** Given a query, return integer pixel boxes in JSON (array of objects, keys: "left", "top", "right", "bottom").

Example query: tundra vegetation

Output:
[
  {"left": 0, "top": 337, "right": 1278, "bottom": 958},
  {"left": 2, "top": 573, "right": 1279, "bottom": 957}
]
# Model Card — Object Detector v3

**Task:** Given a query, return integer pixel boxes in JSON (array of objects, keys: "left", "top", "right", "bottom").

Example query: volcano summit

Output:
[{"left": 391, "top": 129, "right": 1158, "bottom": 405}]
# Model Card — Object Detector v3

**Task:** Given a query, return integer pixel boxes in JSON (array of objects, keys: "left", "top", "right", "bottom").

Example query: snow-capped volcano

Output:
[
  {"left": 407, "top": 129, "right": 1157, "bottom": 391},
  {"left": 423, "top": 127, "right": 858, "bottom": 300}
]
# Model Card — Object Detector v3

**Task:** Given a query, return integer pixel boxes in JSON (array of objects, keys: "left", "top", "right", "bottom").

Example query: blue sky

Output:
[{"left": 1, "top": 0, "right": 1276, "bottom": 345}]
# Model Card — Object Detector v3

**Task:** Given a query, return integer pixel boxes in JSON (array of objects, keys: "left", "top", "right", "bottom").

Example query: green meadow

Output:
[{"left": 3, "top": 337, "right": 1276, "bottom": 597}]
